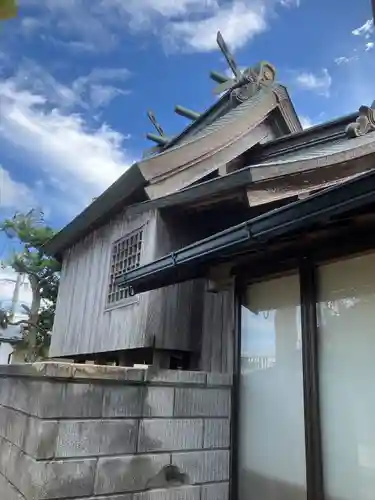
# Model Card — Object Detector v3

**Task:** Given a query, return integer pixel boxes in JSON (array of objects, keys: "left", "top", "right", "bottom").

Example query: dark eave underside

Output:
[{"left": 116, "top": 168, "right": 375, "bottom": 293}]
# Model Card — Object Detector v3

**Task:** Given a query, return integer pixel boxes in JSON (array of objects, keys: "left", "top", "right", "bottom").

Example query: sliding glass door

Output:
[
  {"left": 239, "top": 273, "right": 307, "bottom": 500},
  {"left": 318, "top": 252, "right": 375, "bottom": 500},
  {"left": 238, "top": 251, "right": 375, "bottom": 500}
]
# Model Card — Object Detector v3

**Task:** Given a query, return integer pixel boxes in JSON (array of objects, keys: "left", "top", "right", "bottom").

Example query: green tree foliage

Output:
[
  {"left": 0, "top": 209, "right": 61, "bottom": 361},
  {"left": 0, "top": 0, "right": 17, "bottom": 21}
]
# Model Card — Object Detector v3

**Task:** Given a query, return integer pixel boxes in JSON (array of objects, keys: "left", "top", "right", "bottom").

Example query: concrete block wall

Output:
[{"left": 0, "top": 363, "right": 232, "bottom": 500}]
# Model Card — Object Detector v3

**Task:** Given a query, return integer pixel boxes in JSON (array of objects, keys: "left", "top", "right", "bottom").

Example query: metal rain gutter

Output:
[{"left": 115, "top": 168, "right": 375, "bottom": 293}]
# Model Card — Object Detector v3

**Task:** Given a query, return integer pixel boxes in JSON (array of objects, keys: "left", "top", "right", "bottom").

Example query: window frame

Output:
[
  {"left": 104, "top": 225, "right": 145, "bottom": 311},
  {"left": 237, "top": 270, "right": 309, "bottom": 500},
  {"left": 233, "top": 229, "right": 375, "bottom": 500}
]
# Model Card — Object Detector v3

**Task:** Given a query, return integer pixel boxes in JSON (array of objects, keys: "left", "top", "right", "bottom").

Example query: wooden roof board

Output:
[
  {"left": 249, "top": 112, "right": 358, "bottom": 163},
  {"left": 130, "top": 130, "right": 375, "bottom": 216},
  {"left": 144, "top": 122, "right": 272, "bottom": 199},
  {"left": 146, "top": 83, "right": 301, "bottom": 158},
  {"left": 249, "top": 130, "right": 375, "bottom": 183},
  {"left": 143, "top": 87, "right": 273, "bottom": 167},
  {"left": 138, "top": 88, "right": 280, "bottom": 196},
  {"left": 151, "top": 89, "right": 234, "bottom": 154}
]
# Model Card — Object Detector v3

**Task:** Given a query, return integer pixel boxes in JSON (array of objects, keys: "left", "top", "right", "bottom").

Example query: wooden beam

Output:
[{"left": 246, "top": 156, "right": 374, "bottom": 207}]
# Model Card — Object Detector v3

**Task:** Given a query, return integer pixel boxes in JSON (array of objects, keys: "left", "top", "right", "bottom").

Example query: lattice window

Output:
[{"left": 107, "top": 228, "right": 143, "bottom": 306}]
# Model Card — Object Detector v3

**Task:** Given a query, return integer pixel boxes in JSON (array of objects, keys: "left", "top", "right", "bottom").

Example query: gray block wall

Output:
[{"left": 0, "top": 363, "right": 232, "bottom": 500}]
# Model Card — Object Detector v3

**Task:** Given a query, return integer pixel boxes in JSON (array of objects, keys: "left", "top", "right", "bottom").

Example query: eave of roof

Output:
[
  {"left": 44, "top": 107, "right": 361, "bottom": 260},
  {"left": 249, "top": 111, "right": 358, "bottom": 163},
  {"left": 43, "top": 164, "right": 147, "bottom": 259},
  {"left": 116, "top": 167, "right": 375, "bottom": 293},
  {"left": 128, "top": 125, "right": 374, "bottom": 216}
]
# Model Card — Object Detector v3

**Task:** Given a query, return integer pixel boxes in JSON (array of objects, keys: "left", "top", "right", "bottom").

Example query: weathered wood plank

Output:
[
  {"left": 144, "top": 212, "right": 206, "bottom": 353},
  {"left": 200, "top": 284, "right": 235, "bottom": 373}
]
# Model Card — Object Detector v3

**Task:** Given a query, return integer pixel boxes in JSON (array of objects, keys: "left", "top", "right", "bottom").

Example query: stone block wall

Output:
[{"left": 0, "top": 363, "right": 232, "bottom": 500}]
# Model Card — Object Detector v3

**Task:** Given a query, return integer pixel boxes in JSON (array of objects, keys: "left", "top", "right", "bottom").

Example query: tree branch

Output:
[{"left": 7, "top": 319, "right": 49, "bottom": 335}]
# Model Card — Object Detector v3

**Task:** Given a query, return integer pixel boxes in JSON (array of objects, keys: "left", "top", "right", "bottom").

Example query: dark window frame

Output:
[
  {"left": 232, "top": 229, "right": 375, "bottom": 500},
  {"left": 106, "top": 226, "right": 144, "bottom": 309}
]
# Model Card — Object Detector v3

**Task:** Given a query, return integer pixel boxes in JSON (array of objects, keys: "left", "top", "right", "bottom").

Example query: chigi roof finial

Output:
[
  {"left": 146, "top": 110, "right": 170, "bottom": 146},
  {"left": 210, "top": 31, "right": 276, "bottom": 101},
  {"left": 346, "top": 101, "right": 375, "bottom": 138}
]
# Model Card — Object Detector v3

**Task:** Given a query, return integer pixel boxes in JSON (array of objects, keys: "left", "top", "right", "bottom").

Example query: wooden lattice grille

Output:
[{"left": 107, "top": 228, "right": 143, "bottom": 305}]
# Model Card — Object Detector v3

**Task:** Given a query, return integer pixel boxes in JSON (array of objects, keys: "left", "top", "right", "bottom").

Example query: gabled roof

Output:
[
  {"left": 43, "top": 107, "right": 365, "bottom": 260},
  {"left": 140, "top": 86, "right": 283, "bottom": 198},
  {"left": 145, "top": 83, "right": 300, "bottom": 156},
  {"left": 43, "top": 84, "right": 299, "bottom": 258},
  {"left": 139, "top": 83, "right": 304, "bottom": 199},
  {"left": 126, "top": 128, "right": 375, "bottom": 216}
]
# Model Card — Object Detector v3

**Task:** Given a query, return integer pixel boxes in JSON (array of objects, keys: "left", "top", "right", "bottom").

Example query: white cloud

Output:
[
  {"left": 22, "top": 0, "right": 300, "bottom": 53},
  {"left": 280, "top": 0, "right": 300, "bottom": 6},
  {"left": 294, "top": 68, "right": 332, "bottom": 97},
  {"left": 13, "top": 61, "right": 81, "bottom": 110},
  {"left": 0, "top": 68, "right": 134, "bottom": 217},
  {"left": 57, "top": 40, "right": 98, "bottom": 53},
  {"left": 365, "top": 42, "right": 374, "bottom": 51},
  {"left": 21, "top": 17, "right": 42, "bottom": 36},
  {"left": 352, "top": 19, "right": 374, "bottom": 39},
  {"left": 89, "top": 85, "right": 130, "bottom": 108},
  {"left": 0, "top": 166, "right": 36, "bottom": 210},
  {"left": 299, "top": 116, "right": 314, "bottom": 129},
  {"left": 22, "top": 0, "right": 219, "bottom": 50},
  {"left": 72, "top": 67, "right": 131, "bottom": 109},
  {"left": 10, "top": 60, "right": 131, "bottom": 111},
  {"left": 165, "top": 2, "right": 268, "bottom": 52},
  {"left": 120, "top": 0, "right": 219, "bottom": 20},
  {"left": 83, "top": 68, "right": 131, "bottom": 82},
  {"left": 334, "top": 56, "right": 357, "bottom": 65}
]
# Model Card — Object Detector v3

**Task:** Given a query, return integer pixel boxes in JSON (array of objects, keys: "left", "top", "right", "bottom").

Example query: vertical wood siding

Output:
[
  {"left": 144, "top": 212, "right": 205, "bottom": 352},
  {"left": 51, "top": 208, "right": 236, "bottom": 372},
  {"left": 50, "top": 209, "right": 154, "bottom": 357},
  {"left": 199, "top": 284, "right": 235, "bottom": 373}
]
